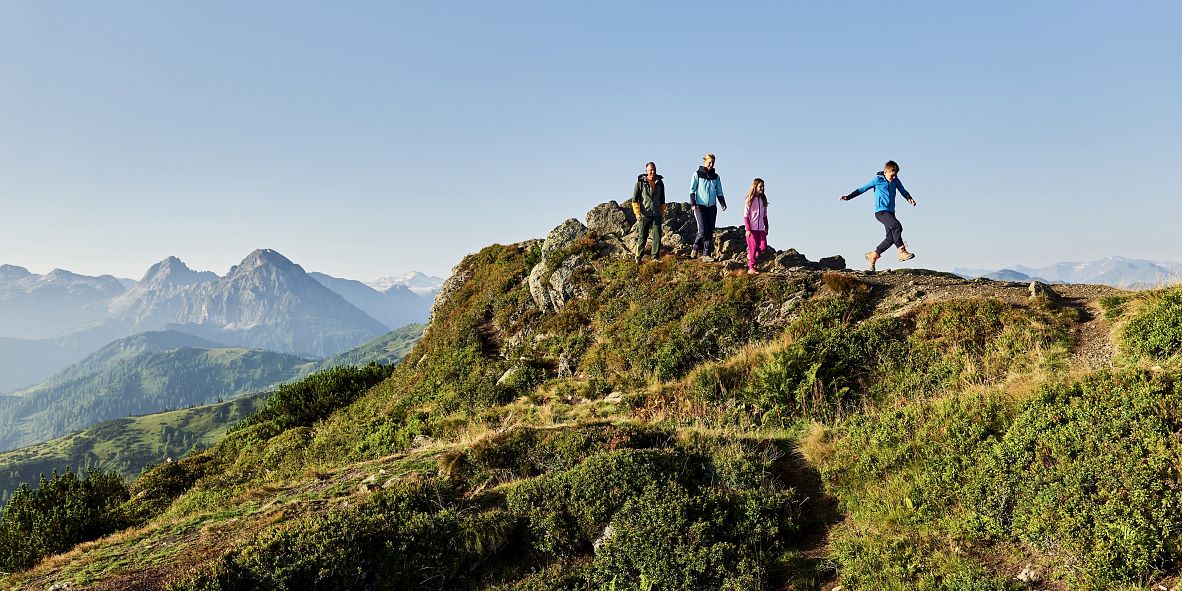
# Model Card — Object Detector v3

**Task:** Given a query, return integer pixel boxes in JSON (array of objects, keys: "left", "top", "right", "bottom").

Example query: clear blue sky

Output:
[{"left": 1, "top": 1, "right": 1179, "bottom": 280}]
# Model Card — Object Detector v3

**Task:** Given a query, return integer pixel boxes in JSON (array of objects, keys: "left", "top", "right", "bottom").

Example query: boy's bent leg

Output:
[
  {"left": 875, "top": 211, "right": 902, "bottom": 255},
  {"left": 892, "top": 219, "right": 905, "bottom": 249}
]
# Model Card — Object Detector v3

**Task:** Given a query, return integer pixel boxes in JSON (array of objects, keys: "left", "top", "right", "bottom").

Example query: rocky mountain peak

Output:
[
  {"left": 233, "top": 249, "right": 299, "bottom": 274},
  {"left": 0, "top": 265, "right": 32, "bottom": 280},
  {"left": 139, "top": 257, "right": 218, "bottom": 288}
]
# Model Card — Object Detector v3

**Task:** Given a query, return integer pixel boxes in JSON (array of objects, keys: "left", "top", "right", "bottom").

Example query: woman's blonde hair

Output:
[
  {"left": 703, "top": 153, "right": 715, "bottom": 164},
  {"left": 745, "top": 178, "right": 767, "bottom": 208}
]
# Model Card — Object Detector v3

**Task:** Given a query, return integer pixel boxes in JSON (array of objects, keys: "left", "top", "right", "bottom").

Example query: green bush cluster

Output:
[
  {"left": 169, "top": 478, "right": 519, "bottom": 591},
  {"left": 253, "top": 363, "right": 394, "bottom": 430},
  {"left": 0, "top": 468, "right": 129, "bottom": 571},
  {"left": 444, "top": 423, "right": 671, "bottom": 489},
  {"left": 742, "top": 291, "right": 903, "bottom": 422},
  {"left": 168, "top": 425, "right": 811, "bottom": 591},
  {"left": 504, "top": 436, "right": 805, "bottom": 590},
  {"left": 822, "top": 370, "right": 1182, "bottom": 589},
  {"left": 962, "top": 371, "right": 1182, "bottom": 587},
  {"left": 1098, "top": 294, "right": 1130, "bottom": 320},
  {"left": 1121, "top": 289, "right": 1182, "bottom": 360}
]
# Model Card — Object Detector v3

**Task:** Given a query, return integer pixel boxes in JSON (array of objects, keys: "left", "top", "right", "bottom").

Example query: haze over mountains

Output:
[
  {"left": 954, "top": 256, "right": 1182, "bottom": 288},
  {"left": 0, "top": 250, "right": 441, "bottom": 392}
]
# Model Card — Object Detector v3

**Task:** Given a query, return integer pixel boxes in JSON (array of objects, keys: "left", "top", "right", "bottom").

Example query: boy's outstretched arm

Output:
[
  {"left": 839, "top": 178, "right": 877, "bottom": 201},
  {"left": 897, "top": 179, "right": 917, "bottom": 206}
]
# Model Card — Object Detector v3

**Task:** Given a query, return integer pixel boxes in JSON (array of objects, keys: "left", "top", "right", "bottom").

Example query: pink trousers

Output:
[{"left": 746, "top": 230, "right": 767, "bottom": 270}]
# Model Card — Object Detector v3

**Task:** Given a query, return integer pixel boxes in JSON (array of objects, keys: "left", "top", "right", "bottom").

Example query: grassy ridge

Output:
[{"left": 7, "top": 238, "right": 1182, "bottom": 590}]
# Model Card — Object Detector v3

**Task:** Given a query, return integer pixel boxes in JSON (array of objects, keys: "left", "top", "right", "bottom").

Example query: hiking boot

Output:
[
  {"left": 690, "top": 248, "right": 699, "bottom": 259},
  {"left": 747, "top": 268, "right": 759, "bottom": 275},
  {"left": 898, "top": 250, "right": 915, "bottom": 262},
  {"left": 634, "top": 254, "right": 642, "bottom": 264},
  {"left": 701, "top": 255, "right": 716, "bottom": 263},
  {"left": 865, "top": 251, "right": 879, "bottom": 272}
]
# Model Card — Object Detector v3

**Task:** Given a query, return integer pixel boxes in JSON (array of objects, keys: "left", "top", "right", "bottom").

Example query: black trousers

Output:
[
  {"left": 875, "top": 211, "right": 904, "bottom": 254},
  {"left": 693, "top": 205, "right": 718, "bottom": 255}
]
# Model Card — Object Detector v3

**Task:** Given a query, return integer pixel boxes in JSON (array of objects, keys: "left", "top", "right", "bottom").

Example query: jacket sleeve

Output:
[
  {"left": 632, "top": 182, "right": 642, "bottom": 217},
  {"left": 845, "top": 177, "right": 878, "bottom": 200},
  {"left": 688, "top": 174, "right": 699, "bottom": 204},
  {"left": 743, "top": 202, "right": 751, "bottom": 230},
  {"left": 896, "top": 179, "right": 912, "bottom": 199}
]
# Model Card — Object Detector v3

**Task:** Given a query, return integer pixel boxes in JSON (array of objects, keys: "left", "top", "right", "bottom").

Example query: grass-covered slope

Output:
[
  {"left": 311, "top": 323, "right": 425, "bottom": 371},
  {"left": 8, "top": 210, "right": 1182, "bottom": 590}
]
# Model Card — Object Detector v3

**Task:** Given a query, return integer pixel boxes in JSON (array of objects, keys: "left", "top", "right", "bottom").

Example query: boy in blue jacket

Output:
[{"left": 839, "top": 160, "right": 917, "bottom": 271}]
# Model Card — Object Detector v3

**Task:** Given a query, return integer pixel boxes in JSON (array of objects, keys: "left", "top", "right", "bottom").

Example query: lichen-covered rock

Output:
[
  {"left": 755, "top": 290, "right": 807, "bottom": 328},
  {"left": 714, "top": 227, "right": 748, "bottom": 260},
  {"left": 541, "top": 218, "right": 589, "bottom": 256},
  {"left": 431, "top": 266, "right": 473, "bottom": 322},
  {"left": 586, "top": 201, "right": 633, "bottom": 237},
  {"left": 528, "top": 253, "right": 591, "bottom": 312}
]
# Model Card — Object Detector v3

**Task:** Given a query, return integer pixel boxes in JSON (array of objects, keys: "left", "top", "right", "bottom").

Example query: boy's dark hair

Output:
[{"left": 884, "top": 160, "right": 900, "bottom": 173}]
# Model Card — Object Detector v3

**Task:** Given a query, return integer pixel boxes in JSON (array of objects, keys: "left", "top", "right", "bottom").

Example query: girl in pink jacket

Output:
[{"left": 744, "top": 179, "right": 769, "bottom": 274}]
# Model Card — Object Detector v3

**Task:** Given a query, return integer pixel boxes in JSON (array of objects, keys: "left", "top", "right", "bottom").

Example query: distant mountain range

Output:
[
  {"left": 0, "top": 251, "right": 440, "bottom": 391},
  {"left": 954, "top": 257, "right": 1182, "bottom": 289},
  {"left": 367, "top": 271, "right": 444, "bottom": 296},
  {"left": 0, "top": 265, "right": 124, "bottom": 340}
]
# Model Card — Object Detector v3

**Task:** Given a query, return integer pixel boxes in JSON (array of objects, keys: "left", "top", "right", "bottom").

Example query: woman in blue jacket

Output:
[{"left": 689, "top": 153, "right": 727, "bottom": 260}]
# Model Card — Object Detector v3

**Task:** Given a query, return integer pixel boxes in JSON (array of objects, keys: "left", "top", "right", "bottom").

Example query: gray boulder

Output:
[
  {"left": 541, "top": 219, "right": 589, "bottom": 256},
  {"left": 771, "top": 249, "right": 810, "bottom": 270},
  {"left": 528, "top": 251, "right": 591, "bottom": 312},
  {"left": 586, "top": 201, "right": 634, "bottom": 237},
  {"left": 528, "top": 220, "right": 594, "bottom": 311},
  {"left": 713, "top": 227, "right": 748, "bottom": 260},
  {"left": 818, "top": 255, "right": 846, "bottom": 270}
]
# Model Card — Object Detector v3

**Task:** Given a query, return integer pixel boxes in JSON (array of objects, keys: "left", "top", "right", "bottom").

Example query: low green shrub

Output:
[
  {"left": 169, "top": 478, "right": 516, "bottom": 591},
  {"left": 1098, "top": 294, "right": 1130, "bottom": 320},
  {"left": 1122, "top": 289, "right": 1182, "bottom": 360},
  {"left": 0, "top": 468, "right": 129, "bottom": 571},
  {"left": 821, "top": 370, "right": 1182, "bottom": 589},
  {"left": 258, "top": 363, "right": 394, "bottom": 430},
  {"left": 962, "top": 371, "right": 1182, "bottom": 587}
]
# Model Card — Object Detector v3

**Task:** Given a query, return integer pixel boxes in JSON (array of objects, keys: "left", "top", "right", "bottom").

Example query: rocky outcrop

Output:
[
  {"left": 528, "top": 220, "right": 592, "bottom": 312},
  {"left": 525, "top": 201, "right": 847, "bottom": 312}
]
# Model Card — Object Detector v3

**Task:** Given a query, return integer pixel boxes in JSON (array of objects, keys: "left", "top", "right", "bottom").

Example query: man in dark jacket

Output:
[{"left": 632, "top": 161, "right": 667, "bottom": 263}]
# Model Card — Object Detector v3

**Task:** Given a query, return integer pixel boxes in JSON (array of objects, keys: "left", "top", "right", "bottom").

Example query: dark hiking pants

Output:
[
  {"left": 692, "top": 205, "right": 718, "bottom": 255},
  {"left": 874, "top": 211, "right": 904, "bottom": 254},
  {"left": 636, "top": 215, "right": 662, "bottom": 259}
]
